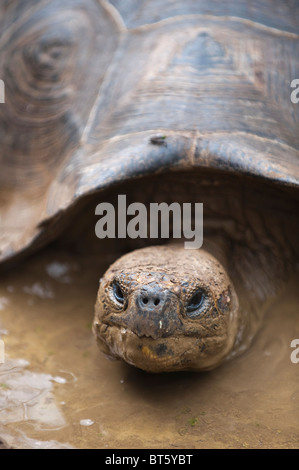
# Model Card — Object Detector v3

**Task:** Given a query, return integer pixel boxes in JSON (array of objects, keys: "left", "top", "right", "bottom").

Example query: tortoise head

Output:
[{"left": 93, "top": 245, "right": 239, "bottom": 373}]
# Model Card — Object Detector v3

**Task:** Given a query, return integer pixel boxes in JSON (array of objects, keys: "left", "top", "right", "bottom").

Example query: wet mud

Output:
[{"left": 0, "top": 247, "right": 298, "bottom": 449}]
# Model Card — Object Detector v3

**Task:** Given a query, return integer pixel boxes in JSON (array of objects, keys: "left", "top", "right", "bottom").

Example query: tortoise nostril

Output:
[{"left": 138, "top": 288, "right": 165, "bottom": 310}]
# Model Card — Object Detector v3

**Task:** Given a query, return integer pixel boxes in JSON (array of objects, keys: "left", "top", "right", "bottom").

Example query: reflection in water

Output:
[
  {"left": 0, "top": 248, "right": 298, "bottom": 449},
  {"left": 0, "top": 358, "right": 72, "bottom": 448}
]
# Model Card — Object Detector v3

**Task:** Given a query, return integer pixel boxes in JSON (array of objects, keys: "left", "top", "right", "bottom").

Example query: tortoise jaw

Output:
[
  {"left": 95, "top": 322, "right": 234, "bottom": 373},
  {"left": 96, "top": 323, "right": 183, "bottom": 371}
]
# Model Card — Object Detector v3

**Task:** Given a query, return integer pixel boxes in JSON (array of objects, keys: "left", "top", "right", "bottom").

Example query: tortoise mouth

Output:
[
  {"left": 108, "top": 325, "right": 188, "bottom": 371},
  {"left": 96, "top": 323, "right": 231, "bottom": 373}
]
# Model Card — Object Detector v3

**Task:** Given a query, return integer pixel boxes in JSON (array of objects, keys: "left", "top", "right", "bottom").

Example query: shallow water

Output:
[{"left": 0, "top": 247, "right": 298, "bottom": 449}]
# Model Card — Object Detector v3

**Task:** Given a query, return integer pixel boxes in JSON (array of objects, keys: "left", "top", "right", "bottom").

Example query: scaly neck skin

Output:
[{"left": 202, "top": 211, "right": 297, "bottom": 357}]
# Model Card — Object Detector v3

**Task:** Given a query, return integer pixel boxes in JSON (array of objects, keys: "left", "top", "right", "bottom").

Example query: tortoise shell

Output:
[{"left": 0, "top": 0, "right": 298, "bottom": 269}]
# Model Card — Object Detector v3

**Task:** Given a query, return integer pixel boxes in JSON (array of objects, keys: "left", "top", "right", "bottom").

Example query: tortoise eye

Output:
[
  {"left": 186, "top": 289, "right": 205, "bottom": 317},
  {"left": 112, "top": 281, "right": 125, "bottom": 305}
]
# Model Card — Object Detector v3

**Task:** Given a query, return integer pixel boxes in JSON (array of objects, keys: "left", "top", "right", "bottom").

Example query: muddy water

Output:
[{"left": 0, "top": 247, "right": 298, "bottom": 449}]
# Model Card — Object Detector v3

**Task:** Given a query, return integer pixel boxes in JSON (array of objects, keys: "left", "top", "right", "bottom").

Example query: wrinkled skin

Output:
[{"left": 93, "top": 245, "right": 239, "bottom": 372}]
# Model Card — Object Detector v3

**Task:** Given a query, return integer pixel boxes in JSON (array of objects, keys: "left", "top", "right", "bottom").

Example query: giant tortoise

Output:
[{"left": 0, "top": 0, "right": 298, "bottom": 373}]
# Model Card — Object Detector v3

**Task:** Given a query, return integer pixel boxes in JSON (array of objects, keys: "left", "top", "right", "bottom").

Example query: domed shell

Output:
[{"left": 0, "top": 0, "right": 298, "bottom": 267}]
